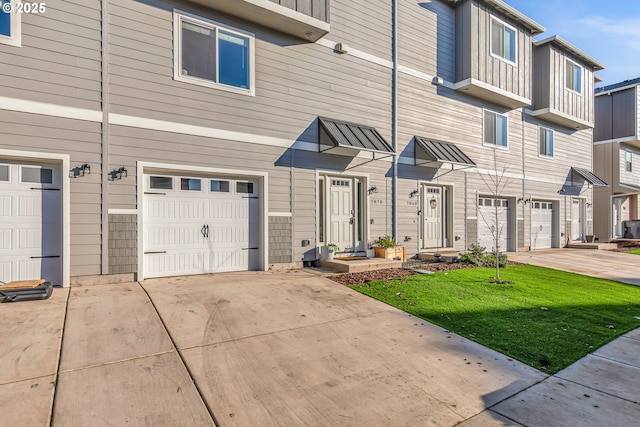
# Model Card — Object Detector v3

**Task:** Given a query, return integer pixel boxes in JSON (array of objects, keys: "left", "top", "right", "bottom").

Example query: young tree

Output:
[{"left": 476, "top": 155, "right": 510, "bottom": 283}]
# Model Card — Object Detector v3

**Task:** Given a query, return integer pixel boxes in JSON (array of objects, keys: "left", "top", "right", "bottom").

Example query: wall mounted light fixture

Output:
[
  {"left": 517, "top": 197, "right": 531, "bottom": 204},
  {"left": 69, "top": 163, "right": 91, "bottom": 178},
  {"left": 109, "top": 166, "right": 128, "bottom": 181},
  {"left": 367, "top": 186, "right": 378, "bottom": 195},
  {"left": 409, "top": 189, "right": 419, "bottom": 198}
]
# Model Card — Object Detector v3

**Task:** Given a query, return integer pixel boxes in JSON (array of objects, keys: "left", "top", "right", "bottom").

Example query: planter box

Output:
[{"left": 374, "top": 246, "right": 406, "bottom": 261}]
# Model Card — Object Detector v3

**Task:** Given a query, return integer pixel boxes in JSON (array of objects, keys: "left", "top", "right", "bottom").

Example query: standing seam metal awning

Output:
[
  {"left": 318, "top": 117, "right": 395, "bottom": 156},
  {"left": 571, "top": 167, "right": 608, "bottom": 187},
  {"left": 414, "top": 136, "right": 476, "bottom": 167}
]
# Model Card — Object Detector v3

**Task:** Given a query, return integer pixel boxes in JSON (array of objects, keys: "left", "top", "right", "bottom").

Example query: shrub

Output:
[
  {"left": 374, "top": 235, "right": 396, "bottom": 248},
  {"left": 459, "top": 243, "right": 506, "bottom": 267}
]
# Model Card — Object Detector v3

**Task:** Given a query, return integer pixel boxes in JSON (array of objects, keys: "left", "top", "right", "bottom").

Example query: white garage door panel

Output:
[
  {"left": 0, "top": 163, "right": 62, "bottom": 286},
  {"left": 531, "top": 201, "right": 554, "bottom": 249},
  {"left": 478, "top": 198, "right": 510, "bottom": 252},
  {"left": 143, "top": 175, "right": 259, "bottom": 278}
]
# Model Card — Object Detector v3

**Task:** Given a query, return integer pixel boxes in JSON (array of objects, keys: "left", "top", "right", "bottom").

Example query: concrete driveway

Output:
[
  {"left": 507, "top": 248, "right": 640, "bottom": 285},
  {"left": 1, "top": 267, "right": 638, "bottom": 426}
]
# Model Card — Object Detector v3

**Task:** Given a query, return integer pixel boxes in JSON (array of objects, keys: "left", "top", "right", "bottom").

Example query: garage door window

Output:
[
  {"left": 21, "top": 166, "right": 53, "bottom": 184},
  {"left": 0, "top": 165, "right": 8, "bottom": 182},
  {"left": 180, "top": 178, "right": 202, "bottom": 191},
  {"left": 210, "top": 180, "right": 229, "bottom": 192},
  {"left": 150, "top": 176, "right": 173, "bottom": 190},
  {"left": 236, "top": 181, "right": 254, "bottom": 194}
]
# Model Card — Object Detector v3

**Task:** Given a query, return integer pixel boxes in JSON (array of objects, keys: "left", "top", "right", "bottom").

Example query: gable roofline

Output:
[
  {"left": 446, "top": 0, "right": 546, "bottom": 35},
  {"left": 535, "top": 35, "right": 605, "bottom": 71},
  {"left": 595, "top": 77, "right": 640, "bottom": 96}
]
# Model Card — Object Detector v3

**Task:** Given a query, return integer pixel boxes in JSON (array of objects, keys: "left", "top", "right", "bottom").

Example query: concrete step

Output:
[
  {"left": 319, "top": 258, "right": 403, "bottom": 273},
  {"left": 418, "top": 252, "right": 460, "bottom": 263},
  {"left": 566, "top": 243, "right": 618, "bottom": 250}
]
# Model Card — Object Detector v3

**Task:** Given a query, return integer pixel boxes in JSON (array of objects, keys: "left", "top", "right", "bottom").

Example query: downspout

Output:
[
  {"left": 392, "top": 0, "right": 399, "bottom": 242},
  {"left": 101, "top": 0, "right": 110, "bottom": 274}
]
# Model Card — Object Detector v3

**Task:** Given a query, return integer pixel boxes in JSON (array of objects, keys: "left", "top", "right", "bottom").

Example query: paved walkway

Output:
[{"left": 1, "top": 266, "right": 639, "bottom": 426}]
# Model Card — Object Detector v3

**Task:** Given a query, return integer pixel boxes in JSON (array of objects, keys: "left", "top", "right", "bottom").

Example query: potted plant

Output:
[
  {"left": 321, "top": 243, "right": 339, "bottom": 261},
  {"left": 373, "top": 235, "right": 406, "bottom": 261}
]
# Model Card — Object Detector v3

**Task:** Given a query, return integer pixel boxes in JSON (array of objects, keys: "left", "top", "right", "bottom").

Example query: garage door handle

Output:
[
  {"left": 29, "top": 255, "right": 60, "bottom": 259},
  {"left": 144, "top": 251, "right": 166, "bottom": 254},
  {"left": 242, "top": 247, "right": 259, "bottom": 250},
  {"left": 144, "top": 192, "right": 167, "bottom": 195},
  {"left": 30, "top": 188, "right": 60, "bottom": 191}
]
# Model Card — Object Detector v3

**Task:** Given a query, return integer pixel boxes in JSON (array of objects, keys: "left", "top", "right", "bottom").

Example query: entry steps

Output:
[
  {"left": 319, "top": 258, "right": 402, "bottom": 273},
  {"left": 566, "top": 242, "right": 617, "bottom": 250},
  {"left": 417, "top": 251, "right": 460, "bottom": 263}
]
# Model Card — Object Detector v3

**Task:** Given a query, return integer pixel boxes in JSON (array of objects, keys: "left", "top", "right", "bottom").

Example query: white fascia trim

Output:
[
  {"left": 0, "top": 96, "right": 102, "bottom": 122},
  {"left": 136, "top": 161, "right": 269, "bottom": 280},
  {"left": 454, "top": 78, "right": 531, "bottom": 106},
  {"left": 529, "top": 107, "right": 592, "bottom": 129},
  {"left": 108, "top": 209, "right": 138, "bottom": 215},
  {"left": 268, "top": 212, "right": 293, "bottom": 217},
  {"left": 0, "top": 148, "right": 70, "bottom": 287},
  {"left": 593, "top": 136, "right": 638, "bottom": 146},
  {"left": 316, "top": 38, "right": 394, "bottom": 69},
  {"left": 595, "top": 83, "right": 640, "bottom": 97}
]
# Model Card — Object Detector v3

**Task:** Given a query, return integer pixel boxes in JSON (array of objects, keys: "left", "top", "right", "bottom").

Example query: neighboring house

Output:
[
  {"left": 0, "top": 0, "right": 604, "bottom": 287},
  {"left": 593, "top": 78, "right": 640, "bottom": 241}
]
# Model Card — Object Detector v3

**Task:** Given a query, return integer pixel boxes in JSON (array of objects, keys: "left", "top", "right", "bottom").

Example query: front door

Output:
[
  {"left": 612, "top": 198, "right": 623, "bottom": 238},
  {"left": 327, "top": 177, "right": 365, "bottom": 254},
  {"left": 422, "top": 186, "right": 444, "bottom": 249},
  {"left": 571, "top": 199, "right": 583, "bottom": 241}
]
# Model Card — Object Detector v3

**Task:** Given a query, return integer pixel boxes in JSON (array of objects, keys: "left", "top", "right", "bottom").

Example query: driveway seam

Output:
[
  {"left": 550, "top": 374, "right": 640, "bottom": 405},
  {"left": 49, "top": 287, "right": 72, "bottom": 427},
  {"left": 176, "top": 308, "right": 396, "bottom": 351},
  {"left": 138, "top": 281, "right": 221, "bottom": 427},
  {"left": 56, "top": 350, "right": 177, "bottom": 374}
]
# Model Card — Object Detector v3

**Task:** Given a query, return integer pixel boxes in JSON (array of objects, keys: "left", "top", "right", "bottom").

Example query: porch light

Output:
[
  {"left": 409, "top": 189, "right": 419, "bottom": 198},
  {"left": 367, "top": 186, "right": 378, "bottom": 195},
  {"left": 109, "top": 166, "right": 128, "bottom": 181},
  {"left": 69, "top": 163, "right": 91, "bottom": 178}
]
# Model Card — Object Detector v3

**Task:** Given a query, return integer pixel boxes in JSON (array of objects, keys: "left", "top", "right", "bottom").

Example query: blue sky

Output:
[{"left": 505, "top": 0, "right": 640, "bottom": 87}]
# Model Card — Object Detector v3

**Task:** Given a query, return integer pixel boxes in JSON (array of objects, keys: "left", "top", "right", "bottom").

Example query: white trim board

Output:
[
  {"left": 108, "top": 209, "right": 138, "bottom": 215},
  {"left": 0, "top": 96, "right": 102, "bottom": 122}
]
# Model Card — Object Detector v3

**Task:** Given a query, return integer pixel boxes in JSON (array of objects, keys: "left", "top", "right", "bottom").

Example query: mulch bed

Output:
[
  {"left": 329, "top": 263, "right": 476, "bottom": 286},
  {"left": 612, "top": 241, "right": 640, "bottom": 252}
]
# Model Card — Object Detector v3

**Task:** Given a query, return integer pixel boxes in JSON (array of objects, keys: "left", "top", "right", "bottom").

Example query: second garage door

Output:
[
  {"left": 143, "top": 174, "right": 260, "bottom": 279},
  {"left": 531, "top": 201, "right": 555, "bottom": 249},
  {"left": 478, "top": 197, "right": 510, "bottom": 252}
]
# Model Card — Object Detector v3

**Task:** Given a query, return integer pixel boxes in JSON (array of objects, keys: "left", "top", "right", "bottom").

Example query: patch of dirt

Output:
[
  {"left": 330, "top": 263, "right": 477, "bottom": 286},
  {"left": 612, "top": 241, "right": 640, "bottom": 252}
]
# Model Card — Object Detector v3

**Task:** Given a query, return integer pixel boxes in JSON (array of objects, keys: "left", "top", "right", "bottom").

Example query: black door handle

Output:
[
  {"left": 206, "top": 225, "right": 209, "bottom": 238},
  {"left": 201, "top": 225, "right": 206, "bottom": 238}
]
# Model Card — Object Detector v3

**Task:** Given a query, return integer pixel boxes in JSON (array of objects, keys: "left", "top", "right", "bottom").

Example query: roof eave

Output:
[{"left": 535, "top": 35, "right": 605, "bottom": 71}]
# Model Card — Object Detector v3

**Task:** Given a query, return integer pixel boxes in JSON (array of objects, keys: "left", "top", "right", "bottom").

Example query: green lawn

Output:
[
  {"left": 626, "top": 249, "right": 640, "bottom": 255},
  {"left": 352, "top": 265, "right": 640, "bottom": 373}
]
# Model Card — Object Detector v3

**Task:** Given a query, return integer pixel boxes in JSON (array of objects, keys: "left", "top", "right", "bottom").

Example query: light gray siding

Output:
[
  {"left": 0, "top": 0, "right": 102, "bottom": 110},
  {"left": 0, "top": 110, "right": 103, "bottom": 277},
  {"left": 269, "top": 0, "right": 329, "bottom": 22},
  {"left": 454, "top": 0, "right": 532, "bottom": 101}
]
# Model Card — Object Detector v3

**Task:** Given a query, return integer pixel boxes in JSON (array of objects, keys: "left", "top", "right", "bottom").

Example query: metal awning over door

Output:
[
  {"left": 414, "top": 136, "right": 476, "bottom": 169},
  {"left": 318, "top": 117, "right": 394, "bottom": 158}
]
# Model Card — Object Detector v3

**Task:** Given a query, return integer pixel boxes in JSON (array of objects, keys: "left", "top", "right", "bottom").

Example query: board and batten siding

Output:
[
  {"left": 594, "top": 87, "right": 638, "bottom": 142},
  {"left": 107, "top": 0, "right": 391, "bottom": 143},
  {"left": 455, "top": 0, "right": 532, "bottom": 101},
  {"left": 0, "top": 0, "right": 102, "bottom": 111},
  {"left": 397, "top": 0, "right": 455, "bottom": 81},
  {"left": 0, "top": 110, "right": 103, "bottom": 277},
  {"left": 268, "top": 0, "right": 329, "bottom": 22}
]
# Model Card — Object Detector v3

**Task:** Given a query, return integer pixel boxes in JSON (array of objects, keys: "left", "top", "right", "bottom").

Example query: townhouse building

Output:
[
  {"left": 593, "top": 78, "right": 640, "bottom": 241},
  {"left": 0, "top": 0, "right": 604, "bottom": 287}
]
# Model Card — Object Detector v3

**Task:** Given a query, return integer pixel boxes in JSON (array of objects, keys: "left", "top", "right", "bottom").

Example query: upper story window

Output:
[
  {"left": 565, "top": 59, "right": 582, "bottom": 93},
  {"left": 539, "top": 127, "right": 554, "bottom": 157},
  {"left": 491, "top": 18, "right": 516, "bottom": 64},
  {"left": 625, "top": 150, "right": 633, "bottom": 172},
  {"left": 0, "top": 0, "right": 21, "bottom": 47},
  {"left": 483, "top": 110, "right": 508, "bottom": 148},
  {"left": 173, "top": 10, "right": 255, "bottom": 96}
]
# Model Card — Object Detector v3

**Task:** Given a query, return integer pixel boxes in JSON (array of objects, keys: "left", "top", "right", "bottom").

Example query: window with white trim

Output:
[
  {"left": 539, "top": 127, "right": 554, "bottom": 157},
  {"left": 565, "top": 59, "right": 582, "bottom": 93},
  {"left": 491, "top": 17, "right": 516, "bottom": 63},
  {"left": 625, "top": 150, "right": 633, "bottom": 172},
  {"left": 0, "top": 0, "right": 21, "bottom": 47},
  {"left": 483, "top": 110, "right": 508, "bottom": 148},
  {"left": 173, "top": 10, "right": 254, "bottom": 95}
]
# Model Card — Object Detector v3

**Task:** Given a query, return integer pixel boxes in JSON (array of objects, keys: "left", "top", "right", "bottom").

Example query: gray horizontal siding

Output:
[
  {"left": 0, "top": 1, "right": 102, "bottom": 110},
  {"left": 107, "top": 0, "right": 391, "bottom": 144},
  {"left": 0, "top": 110, "right": 103, "bottom": 277}
]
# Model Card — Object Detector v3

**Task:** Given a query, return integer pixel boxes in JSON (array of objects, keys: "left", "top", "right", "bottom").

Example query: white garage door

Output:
[
  {"left": 531, "top": 201, "right": 555, "bottom": 249},
  {"left": 478, "top": 198, "right": 510, "bottom": 252},
  {"left": 143, "top": 175, "right": 260, "bottom": 279},
  {"left": 0, "top": 162, "right": 62, "bottom": 286}
]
